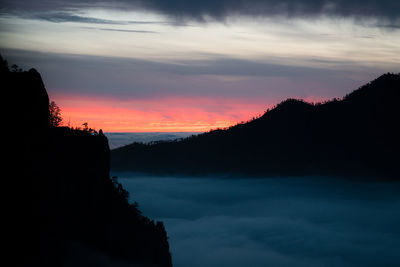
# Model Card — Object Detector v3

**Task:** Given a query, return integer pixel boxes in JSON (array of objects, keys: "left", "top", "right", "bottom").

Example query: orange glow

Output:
[{"left": 52, "top": 94, "right": 270, "bottom": 132}]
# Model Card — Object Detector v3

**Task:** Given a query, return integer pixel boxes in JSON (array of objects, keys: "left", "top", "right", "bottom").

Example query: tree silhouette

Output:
[
  {"left": 0, "top": 54, "right": 9, "bottom": 73},
  {"left": 49, "top": 101, "right": 62, "bottom": 127},
  {"left": 11, "top": 64, "right": 22, "bottom": 72}
]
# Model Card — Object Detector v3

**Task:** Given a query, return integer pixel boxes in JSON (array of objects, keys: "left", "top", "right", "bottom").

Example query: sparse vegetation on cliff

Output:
[{"left": 2, "top": 55, "right": 172, "bottom": 267}]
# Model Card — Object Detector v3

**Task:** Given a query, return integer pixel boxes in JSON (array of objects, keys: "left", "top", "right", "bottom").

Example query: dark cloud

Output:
[
  {"left": 118, "top": 175, "right": 400, "bottom": 267},
  {"left": 30, "top": 12, "right": 122, "bottom": 24},
  {"left": 1, "top": 0, "right": 400, "bottom": 21},
  {"left": 376, "top": 23, "right": 400, "bottom": 29},
  {"left": 138, "top": 0, "right": 400, "bottom": 21},
  {"left": 2, "top": 48, "right": 390, "bottom": 102},
  {"left": 97, "top": 28, "right": 156, "bottom": 33},
  {"left": 21, "top": 12, "right": 173, "bottom": 26}
]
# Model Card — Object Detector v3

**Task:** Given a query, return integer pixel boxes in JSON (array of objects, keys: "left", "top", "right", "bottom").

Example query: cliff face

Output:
[
  {"left": 2, "top": 57, "right": 172, "bottom": 267},
  {"left": 39, "top": 127, "right": 172, "bottom": 267}
]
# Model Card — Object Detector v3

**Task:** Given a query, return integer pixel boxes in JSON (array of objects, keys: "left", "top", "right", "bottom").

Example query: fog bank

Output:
[{"left": 118, "top": 176, "right": 400, "bottom": 267}]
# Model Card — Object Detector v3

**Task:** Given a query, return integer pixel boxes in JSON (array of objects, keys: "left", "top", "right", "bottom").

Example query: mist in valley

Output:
[{"left": 118, "top": 175, "right": 400, "bottom": 267}]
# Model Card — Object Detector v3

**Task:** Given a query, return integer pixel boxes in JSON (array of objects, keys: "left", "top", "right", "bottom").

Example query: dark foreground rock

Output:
[{"left": 2, "top": 55, "right": 172, "bottom": 267}]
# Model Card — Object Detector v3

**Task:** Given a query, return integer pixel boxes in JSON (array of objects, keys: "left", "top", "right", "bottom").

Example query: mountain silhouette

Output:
[{"left": 111, "top": 73, "right": 400, "bottom": 178}]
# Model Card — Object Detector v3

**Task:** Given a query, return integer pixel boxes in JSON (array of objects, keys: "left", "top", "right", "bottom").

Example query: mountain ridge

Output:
[{"left": 111, "top": 73, "right": 400, "bottom": 178}]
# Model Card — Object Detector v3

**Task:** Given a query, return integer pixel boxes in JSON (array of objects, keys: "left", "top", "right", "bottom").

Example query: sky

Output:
[{"left": 1, "top": 0, "right": 400, "bottom": 131}]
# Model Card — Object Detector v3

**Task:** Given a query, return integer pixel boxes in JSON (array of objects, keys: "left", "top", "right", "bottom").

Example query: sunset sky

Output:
[{"left": 1, "top": 0, "right": 399, "bottom": 132}]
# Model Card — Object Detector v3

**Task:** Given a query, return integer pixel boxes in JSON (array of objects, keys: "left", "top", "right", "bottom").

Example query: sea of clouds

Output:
[{"left": 117, "top": 175, "right": 400, "bottom": 267}]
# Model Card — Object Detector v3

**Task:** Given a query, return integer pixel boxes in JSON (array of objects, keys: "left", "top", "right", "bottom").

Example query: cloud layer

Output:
[
  {"left": 118, "top": 175, "right": 400, "bottom": 267},
  {"left": 138, "top": 0, "right": 400, "bottom": 21},
  {"left": 3, "top": 49, "right": 385, "bottom": 101},
  {"left": 2, "top": 0, "right": 400, "bottom": 21}
]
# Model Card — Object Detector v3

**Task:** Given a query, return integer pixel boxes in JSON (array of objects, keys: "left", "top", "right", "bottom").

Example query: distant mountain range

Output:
[
  {"left": 111, "top": 73, "right": 400, "bottom": 178},
  {"left": 106, "top": 132, "right": 199, "bottom": 149}
]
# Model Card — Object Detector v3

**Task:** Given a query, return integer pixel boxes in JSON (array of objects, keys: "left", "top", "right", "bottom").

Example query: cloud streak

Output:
[
  {"left": 97, "top": 28, "right": 157, "bottom": 33},
  {"left": 29, "top": 12, "right": 122, "bottom": 24},
  {"left": 22, "top": 12, "right": 170, "bottom": 27}
]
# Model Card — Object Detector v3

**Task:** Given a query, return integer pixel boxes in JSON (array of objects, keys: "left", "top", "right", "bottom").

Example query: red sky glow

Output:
[{"left": 55, "top": 94, "right": 271, "bottom": 132}]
